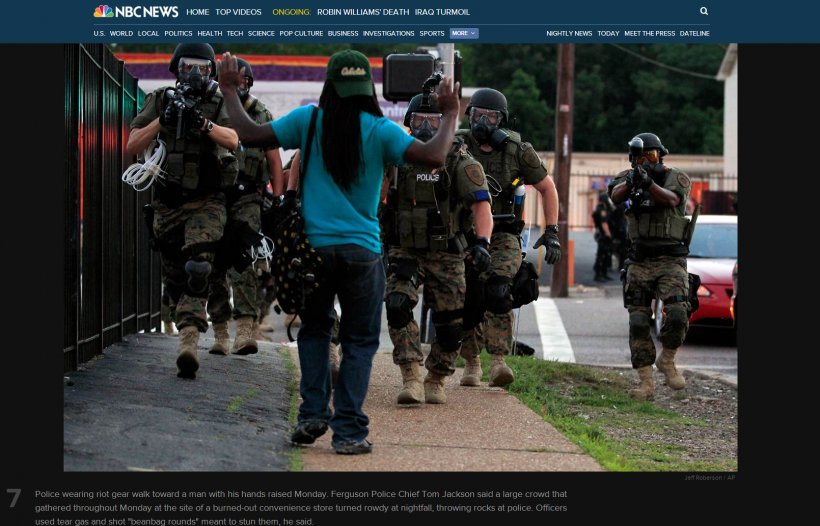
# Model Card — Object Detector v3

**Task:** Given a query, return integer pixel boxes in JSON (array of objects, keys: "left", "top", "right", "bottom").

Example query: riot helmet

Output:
[
  {"left": 466, "top": 88, "right": 509, "bottom": 146},
  {"left": 236, "top": 57, "right": 254, "bottom": 102},
  {"left": 629, "top": 132, "right": 669, "bottom": 177},
  {"left": 169, "top": 43, "right": 216, "bottom": 94},
  {"left": 404, "top": 93, "right": 442, "bottom": 142}
]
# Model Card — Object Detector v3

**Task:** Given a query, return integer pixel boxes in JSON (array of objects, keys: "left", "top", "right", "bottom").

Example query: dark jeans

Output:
[{"left": 296, "top": 243, "right": 385, "bottom": 446}]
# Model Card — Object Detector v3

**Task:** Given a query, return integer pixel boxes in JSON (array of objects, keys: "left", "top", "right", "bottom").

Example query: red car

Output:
[{"left": 653, "top": 215, "right": 738, "bottom": 334}]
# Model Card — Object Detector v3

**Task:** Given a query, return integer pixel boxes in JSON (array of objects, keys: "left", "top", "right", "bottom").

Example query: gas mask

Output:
[
  {"left": 638, "top": 149, "right": 667, "bottom": 181},
  {"left": 409, "top": 112, "right": 442, "bottom": 143},
  {"left": 177, "top": 57, "right": 214, "bottom": 95},
  {"left": 237, "top": 77, "right": 253, "bottom": 103},
  {"left": 469, "top": 107, "right": 508, "bottom": 149}
]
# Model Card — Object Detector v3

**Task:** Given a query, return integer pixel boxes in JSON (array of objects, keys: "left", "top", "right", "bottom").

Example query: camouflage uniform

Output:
[
  {"left": 608, "top": 167, "right": 692, "bottom": 368},
  {"left": 130, "top": 87, "right": 235, "bottom": 332},
  {"left": 207, "top": 96, "right": 275, "bottom": 325},
  {"left": 385, "top": 143, "right": 491, "bottom": 377},
  {"left": 457, "top": 129, "right": 549, "bottom": 359}
]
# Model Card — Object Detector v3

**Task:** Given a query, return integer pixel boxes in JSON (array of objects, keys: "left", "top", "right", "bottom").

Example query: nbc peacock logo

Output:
[{"left": 94, "top": 5, "right": 114, "bottom": 17}]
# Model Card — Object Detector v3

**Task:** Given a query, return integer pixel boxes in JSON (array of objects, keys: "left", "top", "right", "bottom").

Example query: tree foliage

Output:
[{"left": 114, "top": 43, "right": 727, "bottom": 154}]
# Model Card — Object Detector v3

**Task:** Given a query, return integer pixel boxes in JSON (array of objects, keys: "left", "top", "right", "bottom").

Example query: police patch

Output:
[
  {"left": 521, "top": 145, "right": 542, "bottom": 168},
  {"left": 141, "top": 92, "right": 155, "bottom": 112},
  {"left": 465, "top": 164, "right": 485, "bottom": 186},
  {"left": 677, "top": 172, "right": 691, "bottom": 188}
]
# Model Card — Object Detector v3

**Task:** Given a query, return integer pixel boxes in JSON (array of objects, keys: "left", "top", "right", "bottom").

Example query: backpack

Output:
[
  {"left": 271, "top": 107, "right": 323, "bottom": 332},
  {"left": 511, "top": 259, "right": 540, "bottom": 308}
]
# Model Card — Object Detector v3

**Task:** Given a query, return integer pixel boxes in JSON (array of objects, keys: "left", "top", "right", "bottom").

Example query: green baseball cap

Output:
[{"left": 326, "top": 49, "right": 374, "bottom": 98}]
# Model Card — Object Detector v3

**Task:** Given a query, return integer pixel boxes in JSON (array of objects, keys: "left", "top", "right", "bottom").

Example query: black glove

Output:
[
  {"left": 280, "top": 190, "right": 298, "bottom": 216},
  {"left": 634, "top": 165, "right": 652, "bottom": 190},
  {"left": 533, "top": 226, "right": 562, "bottom": 265},
  {"left": 159, "top": 101, "right": 178, "bottom": 129},
  {"left": 187, "top": 108, "right": 207, "bottom": 131},
  {"left": 261, "top": 187, "right": 275, "bottom": 214},
  {"left": 465, "top": 237, "right": 491, "bottom": 274}
]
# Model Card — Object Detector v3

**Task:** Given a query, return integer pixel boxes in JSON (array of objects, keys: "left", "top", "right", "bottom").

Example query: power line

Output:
[{"left": 609, "top": 44, "right": 718, "bottom": 80}]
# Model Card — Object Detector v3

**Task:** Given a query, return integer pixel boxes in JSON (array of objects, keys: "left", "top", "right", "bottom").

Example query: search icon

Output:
[{"left": 700, "top": 6, "right": 708, "bottom": 15}]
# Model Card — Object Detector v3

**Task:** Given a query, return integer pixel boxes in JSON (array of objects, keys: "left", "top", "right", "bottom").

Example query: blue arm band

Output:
[{"left": 474, "top": 190, "right": 491, "bottom": 202}]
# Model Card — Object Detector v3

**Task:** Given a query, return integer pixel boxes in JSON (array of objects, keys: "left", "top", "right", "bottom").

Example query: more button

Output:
[{"left": 449, "top": 27, "right": 479, "bottom": 39}]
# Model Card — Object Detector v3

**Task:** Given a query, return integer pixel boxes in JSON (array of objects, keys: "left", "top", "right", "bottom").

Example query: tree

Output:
[{"left": 503, "top": 69, "right": 553, "bottom": 150}]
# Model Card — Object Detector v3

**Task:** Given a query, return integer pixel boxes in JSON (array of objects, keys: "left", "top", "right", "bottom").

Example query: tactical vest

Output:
[
  {"left": 154, "top": 87, "right": 237, "bottom": 192},
  {"left": 393, "top": 141, "right": 473, "bottom": 251},
  {"left": 236, "top": 96, "right": 271, "bottom": 185},
  {"left": 456, "top": 129, "right": 523, "bottom": 218},
  {"left": 624, "top": 169, "right": 690, "bottom": 246}
]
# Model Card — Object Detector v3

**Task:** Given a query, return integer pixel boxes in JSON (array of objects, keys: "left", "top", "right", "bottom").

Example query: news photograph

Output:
[{"left": 61, "top": 41, "right": 737, "bottom": 474}]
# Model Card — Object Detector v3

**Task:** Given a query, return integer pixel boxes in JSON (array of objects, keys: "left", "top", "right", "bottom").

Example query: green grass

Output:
[
  {"left": 280, "top": 347, "right": 303, "bottom": 472},
  {"left": 484, "top": 354, "right": 735, "bottom": 472},
  {"left": 226, "top": 388, "right": 259, "bottom": 413}
]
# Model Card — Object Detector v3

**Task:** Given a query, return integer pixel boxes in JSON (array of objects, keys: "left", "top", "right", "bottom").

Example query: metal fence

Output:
[{"left": 64, "top": 44, "right": 161, "bottom": 373}]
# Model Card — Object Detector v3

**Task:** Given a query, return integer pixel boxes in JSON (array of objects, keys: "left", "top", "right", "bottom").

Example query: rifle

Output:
[{"left": 626, "top": 136, "right": 648, "bottom": 204}]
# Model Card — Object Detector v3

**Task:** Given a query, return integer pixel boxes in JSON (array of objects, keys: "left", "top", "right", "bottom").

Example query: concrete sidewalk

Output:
[
  {"left": 295, "top": 350, "right": 602, "bottom": 472},
  {"left": 63, "top": 323, "right": 601, "bottom": 472}
]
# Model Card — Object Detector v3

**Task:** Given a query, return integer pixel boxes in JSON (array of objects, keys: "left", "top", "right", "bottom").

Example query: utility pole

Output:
[{"left": 551, "top": 44, "right": 575, "bottom": 298}]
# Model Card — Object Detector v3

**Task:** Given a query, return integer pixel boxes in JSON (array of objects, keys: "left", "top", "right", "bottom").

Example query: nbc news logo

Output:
[{"left": 93, "top": 4, "right": 179, "bottom": 18}]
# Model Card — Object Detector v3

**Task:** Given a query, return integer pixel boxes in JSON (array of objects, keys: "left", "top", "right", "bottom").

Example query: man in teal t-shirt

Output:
[{"left": 218, "top": 48, "right": 462, "bottom": 455}]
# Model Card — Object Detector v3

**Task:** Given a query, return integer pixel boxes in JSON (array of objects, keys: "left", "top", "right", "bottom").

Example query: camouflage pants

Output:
[
  {"left": 386, "top": 247, "right": 465, "bottom": 376},
  {"left": 461, "top": 232, "right": 522, "bottom": 357},
  {"left": 153, "top": 193, "right": 227, "bottom": 332},
  {"left": 208, "top": 193, "right": 262, "bottom": 323},
  {"left": 625, "top": 256, "right": 690, "bottom": 368},
  {"left": 255, "top": 258, "right": 276, "bottom": 320}
]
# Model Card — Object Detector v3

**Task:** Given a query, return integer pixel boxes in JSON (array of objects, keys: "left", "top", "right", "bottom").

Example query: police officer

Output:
[
  {"left": 592, "top": 191, "right": 614, "bottom": 282},
  {"left": 457, "top": 88, "right": 561, "bottom": 388},
  {"left": 384, "top": 93, "right": 493, "bottom": 404},
  {"left": 207, "top": 57, "right": 284, "bottom": 357},
  {"left": 127, "top": 43, "right": 239, "bottom": 379},
  {"left": 608, "top": 132, "right": 692, "bottom": 400},
  {"left": 609, "top": 200, "right": 630, "bottom": 273}
]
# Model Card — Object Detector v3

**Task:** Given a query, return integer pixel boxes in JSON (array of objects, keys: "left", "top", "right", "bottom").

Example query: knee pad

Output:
[
  {"left": 434, "top": 324, "right": 462, "bottom": 353},
  {"left": 184, "top": 258, "right": 212, "bottom": 296},
  {"left": 629, "top": 311, "right": 651, "bottom": 340},
  {"left": 385, "top": 292, "right": 414, "bottom": 329},
  {"left": 485, "top": 275, "right": 513, "bottom": 314},
  {"left": 659, "top": 304, "right": 688, "bottom": 348},
  {"left": 388, "top": 257, "right": 418, "bottom": 283}
]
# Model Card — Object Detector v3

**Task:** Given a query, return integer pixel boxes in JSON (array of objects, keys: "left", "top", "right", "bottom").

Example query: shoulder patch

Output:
[
  {"left": 465, "top": 163, "right": 485, "bottom": 186},
  {"left": 601, "top": 210, "right": 608, "bottom": 218},
  {"left": 141, "top": 92, "right": 155, "bottom": 112},
  {"left": 521, "top": 144, "right": 542, "bottom": 168},
  {"left": 676, "top": 172, "right": 691, "bottom": 188}
]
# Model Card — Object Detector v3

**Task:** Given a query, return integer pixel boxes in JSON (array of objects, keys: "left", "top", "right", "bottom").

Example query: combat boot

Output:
[
  {"left": 176, "top": 326, "right": 200, "bottom": 379},
  {"left": 460, "top": 351, "right": 483, "bottom": 386},
  {"left": 257, "top": 320, "right": 275, "bottom": 333},
  {"left": 397, "top": 362, "right": 424, "bottom": 404},
  {"left": 163, "top": 320, "right": 177, "bottom": 335},
  {"left": 209, "top": 322, "right": 230, "bottom": 355},
  {"left": 488, "top": 354, "right": 514, "bottom": 387},
  {"left": 253, "top": 321, "right": 273, "bottom": 342},
  {"left": 232, "top": 316, "right": 258, "bottom": 355},
  {"left": 656, "top": 348, "right": 686, "bottom": 390},
  {"left": 423, "top": 370, "right": 447, "bottom": 404},
  {"left": 628, "top": 366, "right": 655, "bottom": 400},
  {"left": 329, "top": 342, "right": 341, "bottom": 389}
]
